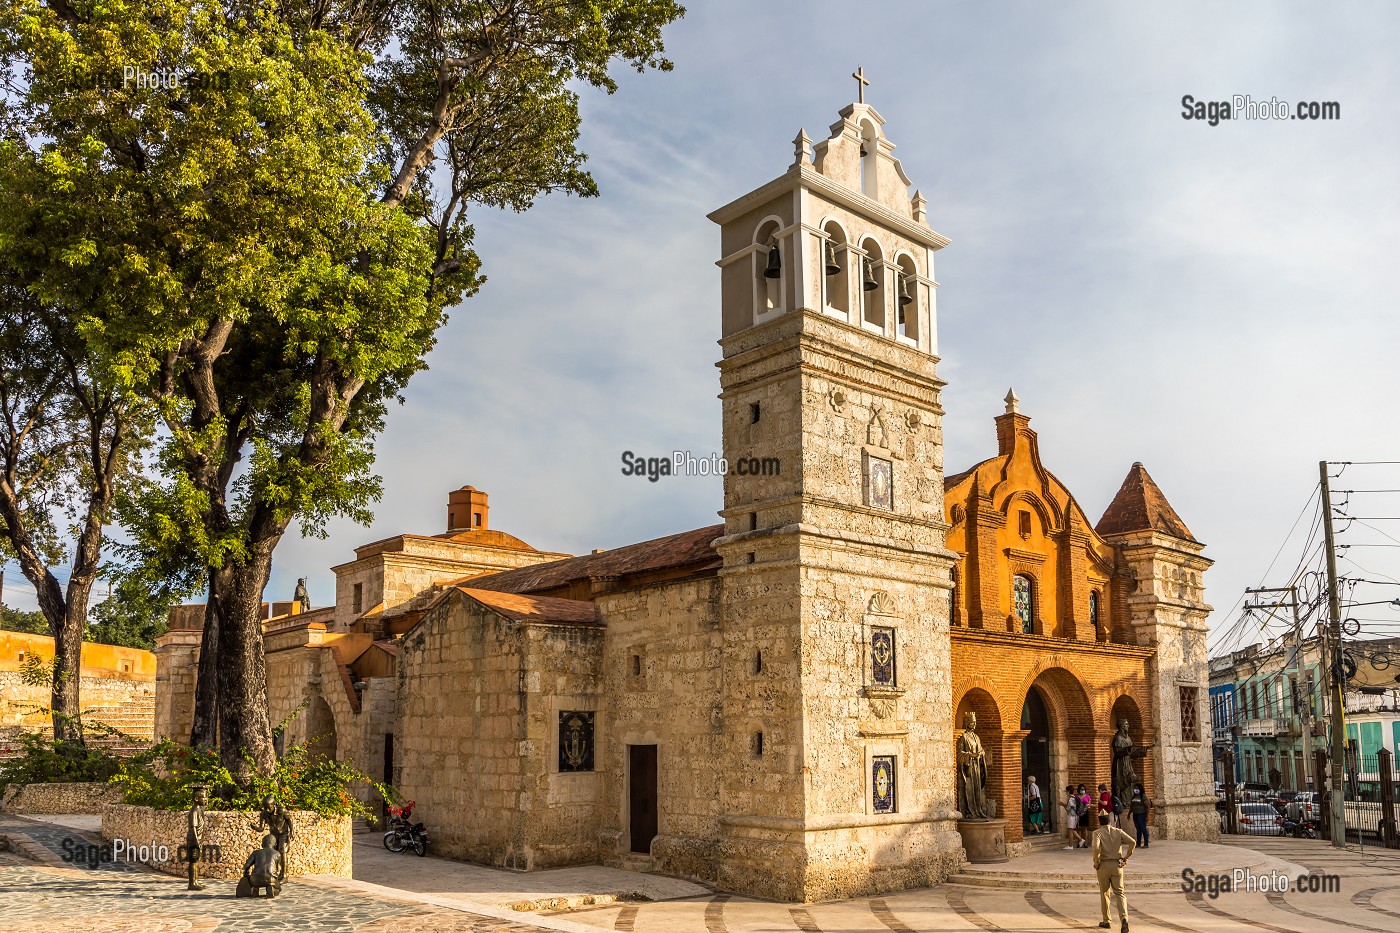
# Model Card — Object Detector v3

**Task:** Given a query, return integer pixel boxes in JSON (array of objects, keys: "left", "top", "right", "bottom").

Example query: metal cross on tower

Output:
[{"left": 852, "top": 67, "right": 870, "bottom": 104}]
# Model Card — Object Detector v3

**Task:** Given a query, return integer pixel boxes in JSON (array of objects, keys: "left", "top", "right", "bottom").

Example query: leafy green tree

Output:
[
  {"left": 0, "top": 275, "right": 148, "bottom": 741},
  {"left": 1, "top": 0, "right": 683, "bottom": 776},
  {"left": 87, "top": 576, "right": 171, "bottom": 651},
  {"left": 0, "top": 603, "right": 48, "bottom": 635}
]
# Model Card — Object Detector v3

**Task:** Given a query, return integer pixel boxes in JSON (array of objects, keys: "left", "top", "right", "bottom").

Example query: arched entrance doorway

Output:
[
  {"left": 306, "top": 695, "right": 338, "bottom": 762},
  {"left": 1021, "top": 687, "right": 1052, "bottom": 834}
]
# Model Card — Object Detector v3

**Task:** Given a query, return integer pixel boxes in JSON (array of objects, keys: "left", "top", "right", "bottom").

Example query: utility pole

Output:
[
  {"left": 1320, "top": 460, "right": 1348, "bottom": 847},
  {"left": 1244, "top": 585, "right": 1313, "bottom": 792}
]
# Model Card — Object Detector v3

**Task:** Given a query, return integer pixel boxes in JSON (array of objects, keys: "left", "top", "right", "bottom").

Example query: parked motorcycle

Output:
[{"left": 382, "top": 801, "right": 430, "bottom": 857}]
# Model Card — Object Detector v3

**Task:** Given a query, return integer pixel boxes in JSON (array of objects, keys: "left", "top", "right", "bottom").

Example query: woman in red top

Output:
[{"left": 1097, "top": 783, "right": 1113, "bottom": 819}]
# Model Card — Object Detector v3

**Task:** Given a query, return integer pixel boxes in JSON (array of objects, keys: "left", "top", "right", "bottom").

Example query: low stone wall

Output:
[
  {"left": 0, "top": 781, "right": 125, "bottom": 814},
  {"left": 101, "top": 803, "right": 352, "bottom": 879}
]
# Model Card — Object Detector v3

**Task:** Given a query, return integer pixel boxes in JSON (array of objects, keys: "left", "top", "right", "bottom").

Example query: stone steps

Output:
[{"left": 949, "top": 868, "right": 1185, "bottom": 892}]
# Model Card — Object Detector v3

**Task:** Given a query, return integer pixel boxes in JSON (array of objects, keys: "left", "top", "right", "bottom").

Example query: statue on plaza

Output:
[
  {"left": 252, "top": 794, "right": 294, "bottom": 882},
  {"left": 185, "top": 784, "right": 209, "bottom": 891},
  {"left": 236, "top": 835, "right": 283, "bottom": 898},
  {"left": 958, "top": 711, "right": 995, "bottom": 820},
  {"left": 1112, "top": 718, "right": 1149, "bottom": 801}
]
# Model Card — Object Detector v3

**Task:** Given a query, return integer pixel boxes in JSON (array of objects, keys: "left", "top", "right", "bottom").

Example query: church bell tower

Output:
[{"left": 706, "top": 85, "right": 963, "bottom": 900}]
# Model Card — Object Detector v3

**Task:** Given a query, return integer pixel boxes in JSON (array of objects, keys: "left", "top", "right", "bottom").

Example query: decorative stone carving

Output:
[
  {"left": 904, "top": 409, "right": 922, "bottom": 431},
  {"left": 867, "top": 591, "right": 895, "bottom": 615},
  {"left": 828, "top": 386, "right": 847, "bottom": 412},
  {"left": 867, "top": 408, "right": 888, "bottom": 448}
]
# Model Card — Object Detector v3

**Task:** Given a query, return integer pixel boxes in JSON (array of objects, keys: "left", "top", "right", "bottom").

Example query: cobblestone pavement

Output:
[
  {"left": 0, "top": 814, "right": 554, "bottom": 932},
  {"left": 4, "top": 815, "right": 1399, "bottom": 932}
]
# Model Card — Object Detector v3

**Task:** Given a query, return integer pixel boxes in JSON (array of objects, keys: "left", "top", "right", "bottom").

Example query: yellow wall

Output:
[{"left": 0, "top": 631, "right": 156, "bottom": 681}]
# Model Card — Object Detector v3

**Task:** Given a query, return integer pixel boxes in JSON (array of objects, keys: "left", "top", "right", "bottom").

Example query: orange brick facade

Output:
[{"left": 945, "top": 400, "right": 1170, "bottom": 848}]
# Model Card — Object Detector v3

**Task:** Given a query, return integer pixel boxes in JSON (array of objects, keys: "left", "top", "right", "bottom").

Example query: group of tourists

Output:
[{"left": 1021, "top": 776, "right": 1153, "bottom": 849}]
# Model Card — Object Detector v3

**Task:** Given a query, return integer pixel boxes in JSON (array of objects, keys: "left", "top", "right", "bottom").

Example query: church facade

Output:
[{"left": 154, "top": 97, "right": 1216, "bottom": 902}]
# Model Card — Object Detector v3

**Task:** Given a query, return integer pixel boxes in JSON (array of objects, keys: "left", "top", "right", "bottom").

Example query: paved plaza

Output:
[{"left": 3, "top": 815, "right": 1399, "bottom": 931}]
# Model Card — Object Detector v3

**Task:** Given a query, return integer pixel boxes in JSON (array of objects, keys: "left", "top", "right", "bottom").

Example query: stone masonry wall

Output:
[
  {"left": 394, "top": 592, "right": 604, "bottom": 870},
  {"left": 597, "top": 577, "right": 723, "bottom": 881},
  {"left": 101, "top": 804, "right": 351, "bottom": 879},
  {"left": 1, "top": 782, "right": 125, "bottom": 814}
]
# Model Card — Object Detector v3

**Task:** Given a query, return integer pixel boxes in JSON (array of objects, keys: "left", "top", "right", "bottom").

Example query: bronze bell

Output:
[
  {"left": 763, "top": 244, "right": 781, "bottom": 279},
  {"left": 862, "top": 259, "right": 878, "bottom": 292},
  {"left": 898, "top": 274, "right": 913, "bottom": 307},
  {"left": 824, "top": 240, "right": 841, "bottom": 276}
]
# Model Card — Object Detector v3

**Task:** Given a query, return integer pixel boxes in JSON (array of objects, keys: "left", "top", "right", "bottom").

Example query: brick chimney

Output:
[{"left": 447, "top": 485, "right": 489, "bottom": 533}]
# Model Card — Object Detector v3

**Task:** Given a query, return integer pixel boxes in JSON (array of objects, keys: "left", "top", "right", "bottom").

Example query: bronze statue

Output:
[
  {"left": 252, "top": 794, "right": 293, "bottom": 882},
  {"left": 294, "top": 577, "right": 311, "bottom": 610},
  {"left": 185, "top": 785, "right": 209, "bottom": 891},
  {"left": 236, "top": 835, "right": 283, "bottom": 898},
  {"left": 958, "top": 711, "right": 995, "bottom": 820},
  {"left": 1112, "top": 718, "right": 1148, "bottom": 801}
]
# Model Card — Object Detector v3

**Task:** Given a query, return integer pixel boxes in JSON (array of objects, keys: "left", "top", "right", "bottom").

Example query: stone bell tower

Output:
[{"left": 706, "top": 91, "right": 962, "bottom": 901}]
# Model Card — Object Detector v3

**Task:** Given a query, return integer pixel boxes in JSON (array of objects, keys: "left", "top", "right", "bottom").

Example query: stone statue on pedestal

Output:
[
  {"left": 294, "top": 577, "right": 311, "bottom": 610},
  {"left": 958, "top": 711, "right": 995, "bottom": 820},
  {"left": 1112, "top": 718, "right": 1149, "bottom": 801}
]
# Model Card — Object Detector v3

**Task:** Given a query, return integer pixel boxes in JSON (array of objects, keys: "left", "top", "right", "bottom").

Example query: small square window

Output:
[
  {"left": 752, "top": 731, "right": 764, "bottom": 757},
  {"left": 750, "top": 402, "right": 761, "bottom": 423},
  {"left": 1018, "top": 510, "right": 1032, "bottom": 538}
]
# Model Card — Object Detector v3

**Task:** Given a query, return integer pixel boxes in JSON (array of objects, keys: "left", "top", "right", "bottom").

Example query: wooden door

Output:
[{"left": 629, "top": 744, "right": 658, "bottom": 854}]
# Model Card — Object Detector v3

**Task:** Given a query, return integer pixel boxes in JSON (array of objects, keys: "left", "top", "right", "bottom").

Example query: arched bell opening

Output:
[
  {"left": 894, "top": 253, "right": 919, "bottom": 342},
  {"left": 860, "top": 237, "right": 886, "bottom": 332},
  {"left": 821, "top": 220, "right": 850, "bottom": 319},
  {"left": 753, "top": 218, "right": 784, "bottom": 318}
]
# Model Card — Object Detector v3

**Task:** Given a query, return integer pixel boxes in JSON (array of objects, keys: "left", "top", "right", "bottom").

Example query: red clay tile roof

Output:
[
  {"left": 457, "top": 524, "right": 724, "bottom": 596},
  {"left": 454, "top": 588, "right": 600, "bottom": 625},
  {"left": 1096, "top": 462, "right": 1196, "bottom": 541}
]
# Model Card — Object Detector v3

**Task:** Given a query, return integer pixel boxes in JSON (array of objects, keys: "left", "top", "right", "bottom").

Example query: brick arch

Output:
[
  {"left": 1108, "top": 693, "right": 1154, "bottom": 805},
  {"left": 953, "top": 683, "right": 1006, "bottom": 732},
  {"left": 997, "top": 488, "right": 1065, "bottom": 534}
]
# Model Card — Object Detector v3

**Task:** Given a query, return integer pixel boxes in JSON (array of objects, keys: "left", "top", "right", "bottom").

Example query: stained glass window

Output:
[
  {"left": 559, "top": 711, "right": 595, "bottom": 772},
  {"left": 871, "top": 627, "right": 896, "bottom": 687},
  {"left": 872, "top": 755, "right": 896, "bottom": 813},
  {"left": 1014, "top": 575, "right": 1034, "bottom": 634},
  {"left": 1089, "top": 590, "right": 1100, "bottom": 637}
]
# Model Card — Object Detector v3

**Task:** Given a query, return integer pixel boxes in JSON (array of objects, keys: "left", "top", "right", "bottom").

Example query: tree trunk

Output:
[
  {"left": 189, "top": 576, "right": 221, "bottom": 748},
  {"left": 212, "top": 552, "right": 278, "bottom": 778},
  {"left": 49, "top": 585, "right": 89, "bottom": 741}
]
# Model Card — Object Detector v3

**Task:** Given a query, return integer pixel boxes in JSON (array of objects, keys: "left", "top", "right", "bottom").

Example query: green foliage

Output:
[
  {"left": 0, "top": 733, "right": 123, "bottom": 794},
  {"left": 17, "top": 652, "right": 60, "bottom": 688},
  {"left": 0, "top": 605, "right": 48, "bottom": 636},
  {"left": 87, "top": 575, "right": 173, "bottom": 651},
  {"left": 111, "top": 738, "right": 394, "bottom": 819}
]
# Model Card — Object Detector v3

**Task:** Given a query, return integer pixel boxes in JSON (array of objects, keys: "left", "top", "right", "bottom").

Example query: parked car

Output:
[
  {"left": 1238, "top": 782, "right": 1272, "bottom": 801},
  {"left": 1286, "top": 791, "right": 1320, "bottom": 822},
  {"left": 1221, "top": 802, "right": 1286, "bottom": 835},
  {"left": 1276, "top": 790, "right": 1300, "bottom": 803}
]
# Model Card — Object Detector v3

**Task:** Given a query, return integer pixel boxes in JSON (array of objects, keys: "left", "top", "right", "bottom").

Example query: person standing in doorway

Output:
[
  {"left": 1092, "top": 813, "right": 1136, "bottom": 932},
  {"left": 1026, "top": 776, "right": 1044, "bottom": 834},
  {"left": 1129, "top": 782, "right": 1151, "bottom": 848}
]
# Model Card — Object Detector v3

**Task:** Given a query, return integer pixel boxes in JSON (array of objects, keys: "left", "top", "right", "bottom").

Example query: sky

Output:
[{"left": 4, "top": 1, "right": 1399, "bottom": 655}]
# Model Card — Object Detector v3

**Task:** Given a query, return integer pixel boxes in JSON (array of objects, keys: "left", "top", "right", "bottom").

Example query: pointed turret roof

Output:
[{"left": 1096, "top": 462, "right": 1196, "bottom": 542}]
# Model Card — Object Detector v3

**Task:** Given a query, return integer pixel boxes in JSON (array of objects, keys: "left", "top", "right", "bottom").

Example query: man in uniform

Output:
[{"left": 1091, "top": 813, "right": 1136, "bottom": 932}]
